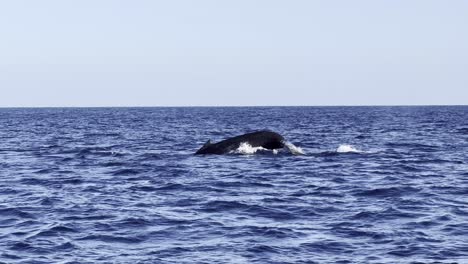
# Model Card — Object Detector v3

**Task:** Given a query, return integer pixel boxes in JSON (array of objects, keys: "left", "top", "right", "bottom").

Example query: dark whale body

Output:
[{"left": 195, "top": 131, "right": 285, "bottom": 155}]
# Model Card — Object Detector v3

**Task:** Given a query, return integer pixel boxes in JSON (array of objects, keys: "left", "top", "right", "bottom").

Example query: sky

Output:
[{"left": 0, "top": 0, "right": 467, "bottom": 107}]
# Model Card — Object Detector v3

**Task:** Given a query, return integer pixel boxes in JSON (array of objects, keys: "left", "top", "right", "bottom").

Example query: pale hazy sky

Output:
[{"left": 0, "top": 0, "right": 467, "bottom": 107}]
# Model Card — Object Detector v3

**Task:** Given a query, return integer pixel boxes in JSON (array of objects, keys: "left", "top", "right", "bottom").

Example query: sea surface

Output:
[{"left": 0, "top": 106, "right": 467, "bottom": 264}]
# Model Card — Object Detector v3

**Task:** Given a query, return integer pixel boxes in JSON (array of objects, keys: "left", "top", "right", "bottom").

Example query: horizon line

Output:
[{"left": 0, "top": 104, "right": 467, "bottom": 108}]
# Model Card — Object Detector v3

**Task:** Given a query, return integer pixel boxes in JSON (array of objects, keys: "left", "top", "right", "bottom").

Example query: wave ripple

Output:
[{"left": 0, "top": 106, "right": 467, "bottom": 263}]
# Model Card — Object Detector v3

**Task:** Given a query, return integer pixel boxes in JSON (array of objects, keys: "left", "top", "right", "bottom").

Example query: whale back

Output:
[{"left": 195, "top": 131, "right": 285, "bottom": 155}]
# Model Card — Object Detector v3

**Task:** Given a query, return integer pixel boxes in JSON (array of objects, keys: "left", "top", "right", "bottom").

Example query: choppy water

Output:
[{"left": 0, "top": 106, "right": 467, "bottom": 263}]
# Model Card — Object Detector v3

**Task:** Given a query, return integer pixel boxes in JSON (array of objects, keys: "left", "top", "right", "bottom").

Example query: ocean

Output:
[{"left": 0, "top": 106, "right": 467, "bottom": 263}]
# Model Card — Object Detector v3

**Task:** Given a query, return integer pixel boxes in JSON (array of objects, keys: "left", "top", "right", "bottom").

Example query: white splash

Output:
[
  {"left": 234, "top": 142, "right": 267, "bottom": 155},
  {"left": 232, "top": 141, "right": 305, "bottom": 155},
  {"left": 284, "top": 142, "right": 305, "bottom": 155},
  {"left": 336, "top": 144, "right": 361, "bottom": 153}
]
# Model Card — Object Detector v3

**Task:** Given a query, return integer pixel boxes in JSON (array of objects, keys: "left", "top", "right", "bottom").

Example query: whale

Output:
[{"left": 195, "top": 130, "right": 287, "bottom": 155}]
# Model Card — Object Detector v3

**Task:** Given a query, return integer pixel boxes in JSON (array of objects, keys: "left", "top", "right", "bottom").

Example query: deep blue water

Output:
[{"left": 0, "top": 106, "right": 467, "bottom": 264}]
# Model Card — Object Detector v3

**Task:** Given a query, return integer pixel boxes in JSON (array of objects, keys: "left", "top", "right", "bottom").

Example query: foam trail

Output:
[
  {"left": 336, "top": 144, "right": 360, "bottom": 153},
  {"left": 284, "top": 142, "right": 305, "bottom": 155}
]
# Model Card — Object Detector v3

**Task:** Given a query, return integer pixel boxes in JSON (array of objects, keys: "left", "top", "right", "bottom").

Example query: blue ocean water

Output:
[{"left": 0, "top": 106, "right": 467, "bottom": 263}]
